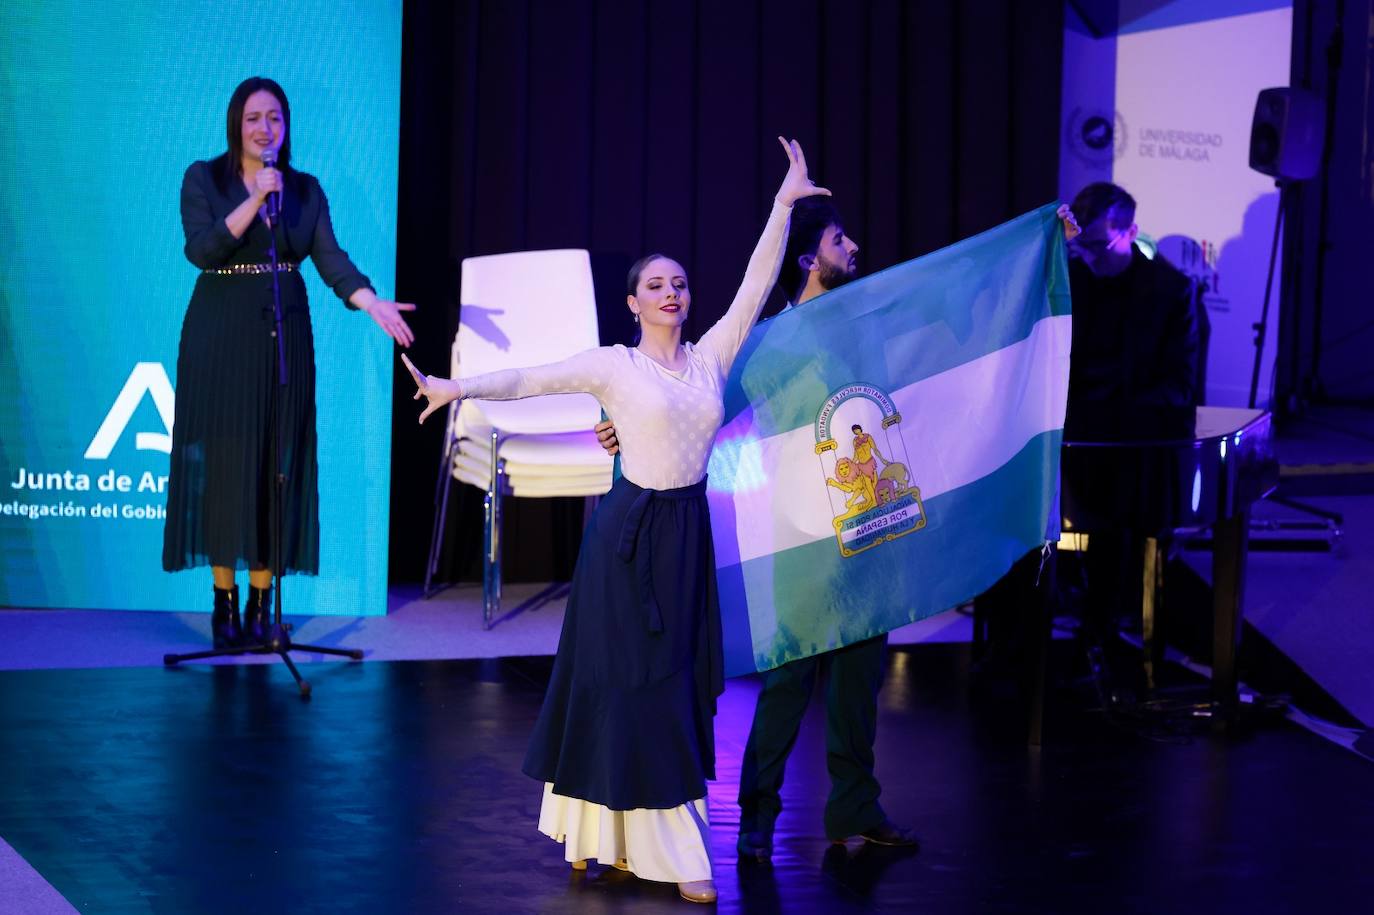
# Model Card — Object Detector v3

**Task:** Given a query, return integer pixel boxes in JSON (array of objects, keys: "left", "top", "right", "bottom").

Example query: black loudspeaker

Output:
[{"left": 1249, "top": 87, "right": 1325, "bottom": 180}]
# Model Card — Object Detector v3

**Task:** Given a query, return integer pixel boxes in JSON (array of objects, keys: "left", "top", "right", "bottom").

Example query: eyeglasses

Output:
[{"left": 1069, "top": 229, "right": 1128, "bottom": 255}]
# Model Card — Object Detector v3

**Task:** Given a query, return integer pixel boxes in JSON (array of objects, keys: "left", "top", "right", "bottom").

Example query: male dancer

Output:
[{"left": 731, "top": 198, "right": 917, "bottom": 857}]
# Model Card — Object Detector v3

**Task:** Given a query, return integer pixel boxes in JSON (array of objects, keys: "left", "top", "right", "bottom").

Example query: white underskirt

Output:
[{"left": 537, "top": 783, "right": 712, "bottom": 883}]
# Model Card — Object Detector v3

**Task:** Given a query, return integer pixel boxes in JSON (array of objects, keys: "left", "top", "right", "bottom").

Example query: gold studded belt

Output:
[{"left": 202, "top": 262, "right": 300, "bottom": 275}]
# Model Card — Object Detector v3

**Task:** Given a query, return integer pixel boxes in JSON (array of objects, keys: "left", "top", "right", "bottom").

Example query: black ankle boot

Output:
[
  {"left": 211, "top": 586, "right": 242, "bottom": 649},
  {"left": 244, "top": 585, "right": 273, "bottom": 645}
]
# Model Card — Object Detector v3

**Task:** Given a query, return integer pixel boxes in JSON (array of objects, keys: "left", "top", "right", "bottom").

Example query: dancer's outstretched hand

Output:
[
  {"left": 400, "top": 352, "right": 463, "bottom": 424},
  {"left": 775, "top": 137, "right": 830, "bottom": 207}
]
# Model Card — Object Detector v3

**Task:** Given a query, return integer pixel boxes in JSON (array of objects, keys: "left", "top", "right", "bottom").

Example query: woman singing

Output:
[
  {"left": 403, "top": 138, "right": 828, "bottom": 903},
  {"left": 163, "top": 77, "right": 414, "bottom": 647}
]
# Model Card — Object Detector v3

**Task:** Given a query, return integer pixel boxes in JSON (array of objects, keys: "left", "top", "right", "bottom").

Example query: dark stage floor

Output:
[{"left": 1, "top": 642, "right": 1370, "bottom": 914}]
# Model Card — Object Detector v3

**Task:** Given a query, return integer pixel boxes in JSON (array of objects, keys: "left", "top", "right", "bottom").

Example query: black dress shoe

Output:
[
  {"left": 858, "top": 821, "right": 919, "bottom": 848},
  {"left": 211, "top": 585, "right": 241, "bottom": 649},
  {"left": 736, "top": 831, "right": 772, "bottom": 861}
]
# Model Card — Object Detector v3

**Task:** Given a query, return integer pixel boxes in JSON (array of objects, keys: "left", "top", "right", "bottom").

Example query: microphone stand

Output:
[
  {"left": 1247, "top": 179, "right": 1286, "bottom": 410},
  {"left": 1244, "top": 161, "right": 1344, "bottom": 546},
  {"left": 166, "top": 172, "right": 363, "bottom": 695}
]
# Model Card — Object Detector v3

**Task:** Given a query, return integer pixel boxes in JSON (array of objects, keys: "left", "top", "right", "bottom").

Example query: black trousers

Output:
[{"left": 737, "top": 634, "right": 888, "bottom": 840}]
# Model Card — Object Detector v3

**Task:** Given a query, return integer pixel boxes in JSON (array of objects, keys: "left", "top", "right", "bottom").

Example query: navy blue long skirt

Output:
[{"left": 523, "top": 475, "right": 724, "bottom": 811}]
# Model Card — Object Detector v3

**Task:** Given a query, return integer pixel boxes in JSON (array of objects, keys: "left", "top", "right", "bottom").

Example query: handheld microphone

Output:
[{"left": 261, "top": 149, "right": 281, "bottom": 220}]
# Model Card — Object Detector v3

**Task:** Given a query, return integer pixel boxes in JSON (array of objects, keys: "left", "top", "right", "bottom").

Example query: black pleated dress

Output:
[{"left": 162, "top": 155, "right": 371, "bottom": 575}]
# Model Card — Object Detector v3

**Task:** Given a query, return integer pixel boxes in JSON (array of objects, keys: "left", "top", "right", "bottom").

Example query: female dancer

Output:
[
  {"left": 164, "top": 77, "right": 414, "bottom": 646},
  {"left": 403, "top": 137, "right": 827, "bottom": 903}
]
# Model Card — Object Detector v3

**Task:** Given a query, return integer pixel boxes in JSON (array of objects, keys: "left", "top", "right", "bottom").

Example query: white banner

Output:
[{"left": 1060, "top": 2, "right": 1293, "bottom": 407}]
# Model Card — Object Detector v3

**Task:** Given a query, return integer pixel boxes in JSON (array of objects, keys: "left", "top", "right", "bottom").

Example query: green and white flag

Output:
[{"left": 708, "top": 203, "right": 1072, "bottom": 676}]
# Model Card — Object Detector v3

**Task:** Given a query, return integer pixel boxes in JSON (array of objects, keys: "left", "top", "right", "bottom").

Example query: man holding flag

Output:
[
  {"left": 598, "top": 194, "right": 1079, "bottom": 861},
  {"left": 729, "top": 198, "right": 918, "bottom": 858}
]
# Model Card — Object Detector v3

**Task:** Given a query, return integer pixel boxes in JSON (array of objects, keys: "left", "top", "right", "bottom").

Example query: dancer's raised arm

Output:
[{"left": 697, "top": 138, "right": 830, "bottom": 374}]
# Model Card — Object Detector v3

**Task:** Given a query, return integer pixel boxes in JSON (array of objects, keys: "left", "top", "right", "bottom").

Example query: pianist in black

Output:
[
  {"left": 1064, "top": 181, "right": 1201, "bottom": 670},
  {"left": 976, "top": 181, "right": 1200, "bottom": 688},
  {"left": 1064, "top": 181, "right": 1199, "bottom": 441}
]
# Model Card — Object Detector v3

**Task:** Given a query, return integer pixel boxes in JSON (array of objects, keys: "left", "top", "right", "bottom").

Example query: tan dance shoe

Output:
[
  {"left": 570, "top": 858, "right": 588, "bottom": 871},
  {"left": 613, "top": 858, "right": 630, "bottom": 872},
  {"left": 678, "top": 879, "right": 717, "bottom": 903}
]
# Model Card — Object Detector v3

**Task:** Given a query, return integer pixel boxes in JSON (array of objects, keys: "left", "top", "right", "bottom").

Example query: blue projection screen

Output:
[{"left": 0, "top": 1, "right": 401, "bottom": 614}]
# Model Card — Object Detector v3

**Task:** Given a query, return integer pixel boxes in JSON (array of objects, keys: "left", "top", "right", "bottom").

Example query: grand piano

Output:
[{"left": 1057, "top": 405, "right": 1280, "bottom": 717}]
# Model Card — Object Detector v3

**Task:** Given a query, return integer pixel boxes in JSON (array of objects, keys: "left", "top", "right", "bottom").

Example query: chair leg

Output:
[
  {"left": 494, "top": 459, "right": 504, "bottom": 609},
  {"left": 489, "top": 483, "right": 500, "bottom": 626},
  {"left": 483, "top": 431, "right": 503, "bottom": 630},
  {"left": 424, "top": 418, "right": 459, "bottom": 599}
]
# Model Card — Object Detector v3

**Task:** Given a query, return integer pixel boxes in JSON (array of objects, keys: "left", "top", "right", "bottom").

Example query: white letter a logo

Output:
[{"left": 84, "top": 363, "right": 176, "bottom": 459}]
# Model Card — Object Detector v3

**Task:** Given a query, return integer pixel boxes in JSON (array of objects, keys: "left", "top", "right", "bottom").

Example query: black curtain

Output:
[
  {"left": 389, "top": 0, "right": 1064, "bottom": 584},
  {"left": 1279, "top": 0, "right": 1374, "bottom": 410}
]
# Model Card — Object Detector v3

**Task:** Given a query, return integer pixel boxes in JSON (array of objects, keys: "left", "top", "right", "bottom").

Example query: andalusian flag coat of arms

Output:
[{"left": 708, "top": 203, "right": 1072, "bottom": 676}]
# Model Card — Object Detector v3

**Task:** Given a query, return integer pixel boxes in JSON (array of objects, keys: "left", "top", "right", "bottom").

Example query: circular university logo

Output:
[{"left": 1066, "top": 107, "right": 1128, "bottom": 166}]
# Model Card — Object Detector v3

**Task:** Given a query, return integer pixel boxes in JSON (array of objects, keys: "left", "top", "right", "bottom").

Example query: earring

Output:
[{"left": 633, "top": 314, "right": 639, "bottom": 324}]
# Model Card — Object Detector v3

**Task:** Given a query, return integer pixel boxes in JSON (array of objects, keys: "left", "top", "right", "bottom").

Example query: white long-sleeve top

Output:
[{"left": 460, "top": 200, "right": 792, "bottom": 491}]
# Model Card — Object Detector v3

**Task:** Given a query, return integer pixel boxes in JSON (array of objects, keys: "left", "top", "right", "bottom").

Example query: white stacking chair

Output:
[{"left": 424, "top": 249, "right": 614, "bottom": 627}]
